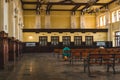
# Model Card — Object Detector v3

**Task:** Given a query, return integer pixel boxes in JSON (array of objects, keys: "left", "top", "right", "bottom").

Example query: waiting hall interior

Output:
[{"left": 0, "top": 0, "right": 120, "bottom": 80}]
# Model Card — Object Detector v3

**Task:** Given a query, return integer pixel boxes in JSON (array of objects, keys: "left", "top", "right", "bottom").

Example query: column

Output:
[
  {"left": 96, "top": 14, "right": 99, "bottom": 29},
  {"left": 71, "top": 12, "right": 76, "bottom": 29},
  {"left": 105, "top": 9, "right": 111, "bottom": 41},
  {"left": 8, "top": 1, "right": 16, "bottom": 61},
  {"left": 80, "top": 12, "right": 85, "bottom": 29},
  {"left": 45, "top": 11, "right": 51, "bottom": 29},
  {"left": 0, "top": 0, "right": 3, "bottom": 31},
  {"left": 36, "top": 11, "right": 41, "bottom": 28},
  {"left": 0, "top": 0, "right": 8, "bottom": 32},
  {"left": 8, "top": 37, "right": 16, "bottom": 61},
  {"left": 0, "top": 0, "right": 9, "bottom": 69},
  {"left": 15, "top": 11, "right": 19, "bottom": 39},
  {"left": 8, "top": 1, "right": 14, "bottom": 37},
  {"left": 19, "top": 10, "right": 23, "bottom": 42},
  {"left": 105, "top": 9, "right": 110, "bottom": 28}
]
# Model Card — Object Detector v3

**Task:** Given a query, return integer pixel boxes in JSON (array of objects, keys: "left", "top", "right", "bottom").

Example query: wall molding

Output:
[{"left": 23, "top": 29, "right": 108, "bottom": 33}]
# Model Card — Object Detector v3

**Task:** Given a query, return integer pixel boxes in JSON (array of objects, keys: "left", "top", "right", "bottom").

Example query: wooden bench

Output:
[
  {"left": 53, "top": 49, "right": 63, "bottom": 58},
  {"left": 84, "top": 51, "right": 117, "bottom": 76}
]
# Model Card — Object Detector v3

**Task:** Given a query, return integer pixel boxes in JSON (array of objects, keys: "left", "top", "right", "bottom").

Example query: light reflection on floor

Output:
[{"left": 0, "top": 53, "right": 120, "bottom": 80}]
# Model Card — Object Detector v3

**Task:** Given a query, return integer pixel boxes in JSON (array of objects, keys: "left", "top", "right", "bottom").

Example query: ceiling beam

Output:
[
  {"left": 72, "top": 5, "right": 81, "bottom": 11},
  {"left": 81, "top": 0, "right": 99, "bottom": 11},
  {"left": 23, "top": 9, "right": 82, "bottom": 11},
  {"left": 22, "top": 0, "right": 116, "bottom": 12},
  {"left": 22, "top": 2, "right": 105, "bottom": 5},
  {"left": 50, "top": 9, "right": 75, "bottom": 11},
  {"left": 59, "top": 0, "right": 75, "bottom": 3},
  {"left": 49, "top": 2, "right": 104, "bottom": 5},
  {"left": 22, "top": 2, "right": 38, "bottom": 4},
  {"left": 23, "top": 9, "right": 36, "bottom": 11},
  {"left": 46, "top": 4, "right": 52, "bottom": 11},
  {"left": 59, "top": 0, "right": 67, "bottom": 3},
  {"left": 100, "top": 0, "right": 117, "bottom": 9}
]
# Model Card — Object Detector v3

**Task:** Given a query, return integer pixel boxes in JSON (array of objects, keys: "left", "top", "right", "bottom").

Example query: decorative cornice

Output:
[{"left": 23, "top": 29, "right": 108, "bottom": 33}]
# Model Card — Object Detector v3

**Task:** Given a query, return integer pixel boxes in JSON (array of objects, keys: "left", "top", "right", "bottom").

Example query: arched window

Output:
[{"left": 115, "top": 31, "right": 120, "bottom": 47}]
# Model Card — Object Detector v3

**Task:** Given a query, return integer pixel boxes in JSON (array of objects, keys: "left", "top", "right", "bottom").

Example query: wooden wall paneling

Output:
[
  {"left": 22, "top": 41, "right": 113, "bottom": 53},
  {"left": 15, "top": 40, "right": 20, "bottom": 58},
  {"left": 0, "top": 31, "right": 8, "bottom": 69},
  {"left": 8, "top": 37, "right": 16, "bottom": 61},
  {"left": 19, "top": 41, "right": 22, "bottom": 57}
]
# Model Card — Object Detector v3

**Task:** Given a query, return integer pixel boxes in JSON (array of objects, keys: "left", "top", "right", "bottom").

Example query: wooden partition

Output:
[
  {"left": 0, "top": 31, "right": 8, "bottom": 69},
  {"left": 8, "top": 37, "right": 16, "bottom": 61},
  {"left": 19, "top": 41, "right": 22, "bottom": 57},
  {"left": 22, "top": 41, "right": 112, "bottom": 53},
  {"left": 15, "top": 40, "right": 19, "bottom": 58}
]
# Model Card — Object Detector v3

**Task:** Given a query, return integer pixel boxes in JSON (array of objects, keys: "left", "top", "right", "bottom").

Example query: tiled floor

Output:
[{"left": 1, "top": 53, "right": 120, "bottom": 80}]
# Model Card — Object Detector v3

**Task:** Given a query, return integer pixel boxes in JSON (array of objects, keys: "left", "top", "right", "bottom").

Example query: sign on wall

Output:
[{"left": 26, "top": 43, "right": 36, "bottom": 47}]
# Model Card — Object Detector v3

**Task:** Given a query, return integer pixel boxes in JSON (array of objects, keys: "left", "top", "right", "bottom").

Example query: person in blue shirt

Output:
[{"left": 62, "top": 47, "right": 71, "bottom": 60}]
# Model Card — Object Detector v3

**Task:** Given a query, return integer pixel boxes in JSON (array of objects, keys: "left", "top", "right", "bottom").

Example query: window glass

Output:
[
  {"left": 99, "top": 15, "right": 106, "bottom": 26},
  {"left": 103, "top": 15, "right": 106, "bottom": 25},
  {"left": 117, "top": 9, "right": 120, "bottom": 21},
  {"left": 51, "top": 36, "right": 59, "bottom": 46},
  {"left": 39, "top": 36, "right": 47, "bottom": 46},
  {"left": 85, "top": 36, "right": 93, "bottom": 46},
  {"left": 112, "top": 11, "right": 115, "bottom": 22},
  {"left": 115, "top": 32, "right": 120, "bottom": 47},
  {"left": 74, "top": 36, "right": 82, "bottom": 46},
  {"left": 63, "top": 36, "right": 71, "bottom": 46}
]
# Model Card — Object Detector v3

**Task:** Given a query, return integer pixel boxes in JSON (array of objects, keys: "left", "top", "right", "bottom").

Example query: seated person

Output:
[{"left": 62, "top": 47, "right": 71, "bottom": 60}]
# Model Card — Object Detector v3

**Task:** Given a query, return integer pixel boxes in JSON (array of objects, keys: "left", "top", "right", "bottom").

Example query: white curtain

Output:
[
  {"left": 35, "top": 14, "right": 41, "bottom": 29},
  {"left": 80, "top": 14, "right": 85, "bottom": 29},
  {"left": 71, "top": 13, "right": 76, "bottom": 29},
  {"left": 45, "top": 14, "right": 51, "bottom": 29}
]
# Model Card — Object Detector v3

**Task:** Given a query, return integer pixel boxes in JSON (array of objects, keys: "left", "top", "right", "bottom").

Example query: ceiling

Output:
[{"left": 21, "top": 0, "right": 118, "bottom": 14}]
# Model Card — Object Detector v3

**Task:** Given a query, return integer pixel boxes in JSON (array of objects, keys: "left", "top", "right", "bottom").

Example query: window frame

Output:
[
  {"left": 85, "top": 36, "right": 93, "bottom": 46},
  {"left": 74, "top": 36, "right": 82, "bottom": 46},
  {"left": 115, "top": 31, "right": 120, "bottom": 47},
  {"left": 39, "top": 36, "right": 48, "bottom": 46},
  {"left": 62, "top": 36, "right": 71, "bottom": 46},
  {"left": 51, "top": 36, "right": 59, "bottom": 46}
]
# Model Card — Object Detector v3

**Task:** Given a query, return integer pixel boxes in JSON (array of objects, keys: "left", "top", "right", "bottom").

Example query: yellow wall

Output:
[
  {"left": 23, "top": 11, "right": 105, "bottom": 42},
  {"left": 24, "top": 16, "right": 36, "bottom": 28},
  {"left": 23, "top": 32, "right": 107, "bottom": 42},
  {"left": 23, "top": 11, "right": 96, "bottom": 29},
  {"left": 84, "top": 14, "right": 96, "bottom": 28},
  {"left": 51, "top": 15, "right": 71, "bottom": 28}
]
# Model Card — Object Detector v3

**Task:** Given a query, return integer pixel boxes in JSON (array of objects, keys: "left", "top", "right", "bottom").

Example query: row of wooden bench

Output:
[{"left": 53, "top": 48, "right": 120, "bottom": 76}]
